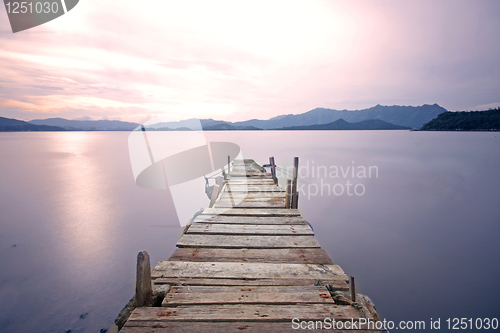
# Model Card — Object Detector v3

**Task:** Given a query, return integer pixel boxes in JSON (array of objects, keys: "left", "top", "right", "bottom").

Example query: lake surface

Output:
[{"left": 0, "top": 131, "right": 499, "bottom": 332}]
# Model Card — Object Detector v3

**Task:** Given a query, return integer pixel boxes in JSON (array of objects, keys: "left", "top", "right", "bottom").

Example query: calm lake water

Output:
[{"left": 0, "top": 131, "right": 499, "bottom": 332}]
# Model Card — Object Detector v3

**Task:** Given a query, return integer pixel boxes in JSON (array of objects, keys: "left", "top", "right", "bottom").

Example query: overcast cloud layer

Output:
[{"left": 1, "top": 0, "right": 499, "bottom": 123}]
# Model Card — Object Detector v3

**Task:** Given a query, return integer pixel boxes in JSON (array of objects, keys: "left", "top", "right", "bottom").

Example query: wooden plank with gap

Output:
[
  {"left": 227, "top": 179, "right": 275, "bottom": 184},
  {"left": 225, "top": 185, "right": 283, "bottom": 192},
  {"left": 167, "top": 248, "right": 333, "bottom": 264},
  {"left": 152, "top": 261, "right": 347, "bottom": 280},
  {"left": 153, "top": 277, "right": 349, "bottom": 290},
  {"left": 230, "top": 167, "right": 264, "bottom": 172},
  {"left": 220, "top": 192, "right": 286, "bottom": 198},
  {"left": 162, "top": 288, "right": 334, "bottom": 307},
  {"left": 186, "top": 223, "right": 313, "bottom": 235},
  {"left": 121, "top": 323, "right": 384, "bottom": 333},
  {"left": 176, "top": 234, "right": 320, "bottom": 248},
  {"left": 126, "top": 304, "right": 366, "bottom": 322},
  {"left": 214, "top": 200, "right": 286, "bottom": 208},
  {"left": 213, "top": 200, "right": 285, "bottom": 209},
  {"left": 201, "top": 208, "right": 300, "bottom": 216},
  {"left": 168, "top": 285, "right": 331, "bottom": 293},
  {"left": 228, "top": 174, "right": 268, "bottom": 178},
  {"left": 228, "top": 173, "right": 273, "bottom": 178},
  {"left": 192, "top": 215, "right": 306, "bottom": 224},
  {"left": 229, "top": 170, "right": 266, "bottom": 175},
  {"left": 226, "top": 182, "right": 276, "bottom": 187},
  {"left": 217, "top": 196, "right": 285, "bottom": 202}
]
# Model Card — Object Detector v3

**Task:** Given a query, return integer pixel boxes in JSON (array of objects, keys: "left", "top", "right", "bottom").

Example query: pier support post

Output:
[
  {"left": 291, "top": 157, "right": 299, "bottom": 209},
  {"left": 285, "top": 179, "right": 292, "bottom": 209},
  {"left": 350, "top": 275, "right": 356, "bottom": 302},
  {"left": 269, "top": 157, "right": 277, "bottom": 184},
  {"left": 135, "top": 251, "right": 153, "bottom": 307}
]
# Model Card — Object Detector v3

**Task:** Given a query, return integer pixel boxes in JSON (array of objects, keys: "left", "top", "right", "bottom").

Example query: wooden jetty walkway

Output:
[{"left": 119, "top": 159, "right": 383, "bottom": 332}]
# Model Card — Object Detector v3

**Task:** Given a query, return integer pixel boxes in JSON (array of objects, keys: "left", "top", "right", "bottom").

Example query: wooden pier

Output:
[{"left": 119, "top": 159, "right": 382, "bottom": 332}]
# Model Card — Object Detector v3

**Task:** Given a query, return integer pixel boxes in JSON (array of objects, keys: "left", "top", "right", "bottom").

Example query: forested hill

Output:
[{"left": 420, "top": 108, "right": 500, "bottom": 131}]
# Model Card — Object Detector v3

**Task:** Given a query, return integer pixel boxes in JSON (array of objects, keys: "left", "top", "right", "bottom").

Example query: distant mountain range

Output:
[
  {"left": 229, "top": 104, "right": 446, "bottom": 129},
  {"left": 0, "top": 104, "right": 446, "bottom": 131},
  {"left": 0, "top": 117, "right": 66, "bottom": 131},
  {"left": 146, "top": 104, "right": 445, "bottom": 130},
  {"left": 280, "top": 119, "right": 411, "bottom": 130},
  {"left": 29, "top": 117, "right": 139, "bottom": 130}
]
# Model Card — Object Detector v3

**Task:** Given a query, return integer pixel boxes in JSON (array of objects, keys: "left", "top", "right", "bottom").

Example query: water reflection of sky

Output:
[
  {"left": 0, "top": 131, "right": 499, "bottom": 332},
  {"left": 0, "top": 132, "right": 182, "bottom": 333},
  {"left": 50, "top": 132, "right": 117, "bottom": 272}
]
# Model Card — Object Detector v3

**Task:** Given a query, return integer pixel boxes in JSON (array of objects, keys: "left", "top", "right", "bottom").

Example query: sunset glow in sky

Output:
[{"left": 1, "top": 0, "right": 499, "bottom": 123}]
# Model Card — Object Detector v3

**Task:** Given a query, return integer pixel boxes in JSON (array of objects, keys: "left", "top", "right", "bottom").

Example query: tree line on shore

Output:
[{"left": 420, "top": 108, "right": 500, "bottom": 131}]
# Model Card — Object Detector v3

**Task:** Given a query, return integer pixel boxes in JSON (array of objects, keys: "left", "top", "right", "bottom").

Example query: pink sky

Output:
[{"left": 1, "top": 0, "right": 499, "bottom": 123}]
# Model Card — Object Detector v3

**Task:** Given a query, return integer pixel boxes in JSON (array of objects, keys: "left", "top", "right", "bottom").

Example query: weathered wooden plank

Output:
[
  {"left": 201, "top": 208, "right": 300, "bottom": 216},
  {"left": 162, "top": 288, "right": 334, "bottom": 306},
  {"left": 225, "top": 185, "right": 281, "bottom": 190},
  {"left": 216, "top": 196, "right": 284, "bottom": 203},
  {"left": 162, "top": 286, "right": 334, "bottom": 306},
  {"left": 217, "top": 197, "right": 285, "bottom": 202},
  {"left": 176, "top": 234, "right": 320, "bottom": 248},
  {"left": 153, "top": 277, "right": 349, "bottom": 290},
  {"left": 225, "top": 182, "right": 276, "bottom": 187},
  {"left": 230, "top": 165, "right": 266, "bottom": 170},
  {"left": 167, "top": 248, "right": 333, "bottom": 264},
  {"left": 232, "top": 162, "right": 262, "bottom": 167},
  {"left": 231, "top": 163, "right": 262, "bottom": 167},
  {"left": 230, "top": 166, "right": 266, "bottom": 171},
  {"left": 227, "top": 179, "right": 275, "bottom": 184},
  {"left": 167, "top": 285, "right": 331, "bottom": 293},
  {"left": 229, "top": 173, "right": 272, "bottom": 178},
  {"left": 225, "top": 185, "right": 283, "bottom": 192},
  {"left": 220, "top": 192, "right": 286, "bottom": 198},
  {"left": 230, "top": 166, "right": 268, "bottom": 174},
  {"left": 193, "top": 215, "right": 306, "bottom": 224},
  {"left": 126, "top": 304, "right": 367, "bottom": 321},
  {"left": 229, "top": 171, "right": 266, "bottom": 175},
  {"left": 122, "top": 323, "right": 384, "bottom": 333},
  {"left": 227, "top": 175, "right": 270, "bottom": 179},
  {"left": 213, "top": 200, "right": 286, "bottom": 208},
  {"left": 186, "top": 223, "right": 313, "bottom": 235},
  {"left": 152, "top": 262, "right": 347, "bottom": 280},
  {"left": 233, "top": 159, "right": 256, "bottom": 163},
  {"left": 220, "top": 189, "right": 286, "bottom": 199},
  {"left": 230, "top": 169, "right": 265, "bottom": 174}
]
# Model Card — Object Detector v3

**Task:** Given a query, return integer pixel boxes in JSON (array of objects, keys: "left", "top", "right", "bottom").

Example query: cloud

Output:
[
  {"left": 30, "top": 85, "right": 64, "bottom": 91},
  {"left": 0, "top": 0, "right": 499, "bottom": 121}
]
